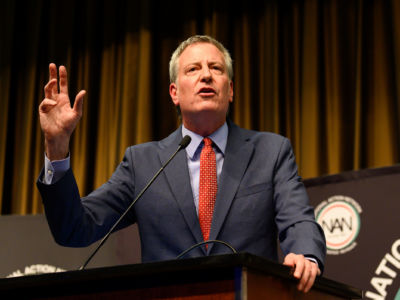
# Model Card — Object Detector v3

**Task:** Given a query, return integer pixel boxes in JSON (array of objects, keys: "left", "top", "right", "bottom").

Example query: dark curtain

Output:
[{"left": 1, "top": 0, "right": 399, "bottom": 214}]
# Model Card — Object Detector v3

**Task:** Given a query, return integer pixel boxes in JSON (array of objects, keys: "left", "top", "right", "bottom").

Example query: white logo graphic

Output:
[
  {"left": 315, "top": 195, "right": 362, "bottom": 255},
  {"left": 7, "top": 264, "right": 66, "bottom": 278}
]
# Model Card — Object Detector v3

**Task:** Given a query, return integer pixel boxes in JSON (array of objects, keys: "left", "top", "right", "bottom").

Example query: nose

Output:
[{"left": 200, "top": 67, "right": 212, "bottom": 82}]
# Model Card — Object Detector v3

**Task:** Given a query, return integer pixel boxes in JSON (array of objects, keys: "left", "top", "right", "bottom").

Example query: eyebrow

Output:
[{"left": 183, "top": 61, "right": 225, "bottom": 68}]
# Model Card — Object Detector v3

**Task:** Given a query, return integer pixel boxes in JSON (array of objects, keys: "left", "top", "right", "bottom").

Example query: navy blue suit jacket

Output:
[{"left": 37, "top": 121, "right": 326, "bottom": 268}]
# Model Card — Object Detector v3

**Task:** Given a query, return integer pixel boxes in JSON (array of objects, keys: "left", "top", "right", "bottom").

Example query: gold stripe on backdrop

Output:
[{"left": 1, "top": 0, "right": 400, "bottom": 214}]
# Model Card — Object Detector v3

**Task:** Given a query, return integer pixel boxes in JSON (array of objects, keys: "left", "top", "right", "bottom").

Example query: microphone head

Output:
[{"left": 179, "top": 135, "right": 192, "bottom": 149}]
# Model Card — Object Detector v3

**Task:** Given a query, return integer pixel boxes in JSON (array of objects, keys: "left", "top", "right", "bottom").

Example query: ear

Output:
[
  {"left": 228, "top": 80, "right": 234, "bottom": 103},
  {"left": 169, "top": 83, "right": 179, "bottom": 106}
]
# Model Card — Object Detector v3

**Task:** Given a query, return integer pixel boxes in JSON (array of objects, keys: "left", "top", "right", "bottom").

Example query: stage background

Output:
[{"left": 1, "top": 0, "right": 400, "bottom": 215}]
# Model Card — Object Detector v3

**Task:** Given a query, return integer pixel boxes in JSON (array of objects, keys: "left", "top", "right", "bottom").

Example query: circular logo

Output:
[{"left": 315, "top": 195, "right": 362, "bottom": 255}]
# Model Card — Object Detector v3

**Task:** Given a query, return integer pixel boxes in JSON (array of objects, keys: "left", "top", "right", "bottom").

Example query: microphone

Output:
[{"left": 79, "top": 135, "right": 192, "bottom": 270}]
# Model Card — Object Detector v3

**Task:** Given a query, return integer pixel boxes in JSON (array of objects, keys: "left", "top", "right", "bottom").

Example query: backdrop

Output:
[
  {"left": 1, "top": 0, "right": 400, "bottom": 214},
  {"left": 305, "top": 165, "right": 400, "bottom": 299}
]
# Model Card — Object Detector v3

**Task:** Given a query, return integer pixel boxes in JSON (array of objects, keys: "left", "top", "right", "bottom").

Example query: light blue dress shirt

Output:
[{"left": 44, "top": 154, "right": 70, "bottom": 185}]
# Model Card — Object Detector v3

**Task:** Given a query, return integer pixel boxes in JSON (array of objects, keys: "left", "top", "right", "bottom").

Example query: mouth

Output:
[{"left": 197, "top": 87, "right": 216, "bottom": 97}]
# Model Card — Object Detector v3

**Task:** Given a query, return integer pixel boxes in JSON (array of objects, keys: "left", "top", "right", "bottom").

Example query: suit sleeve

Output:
[
  {"left": 272, "top": 138, "right": 326, "bottom": 270},
  {"left": 36, "top": 147, "right": 136, "bottom": 247}
]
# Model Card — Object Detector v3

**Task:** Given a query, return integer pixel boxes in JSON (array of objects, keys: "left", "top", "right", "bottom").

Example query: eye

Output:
[
  {"left": 186, "top": 65, "right": 199, "bottom": 74},
  {"left": 211, "top": 65, "right": 224, "bottom": 73}
]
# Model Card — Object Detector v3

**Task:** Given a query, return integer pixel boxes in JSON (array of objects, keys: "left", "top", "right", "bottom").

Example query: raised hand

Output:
[{"left": 39, "top": 63, "right": 86, "bottom": 161}]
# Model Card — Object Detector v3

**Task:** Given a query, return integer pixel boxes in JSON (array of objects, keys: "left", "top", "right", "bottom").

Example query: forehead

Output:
[{"left": 178, "top": 43, "right": 225, "bottom": 67}]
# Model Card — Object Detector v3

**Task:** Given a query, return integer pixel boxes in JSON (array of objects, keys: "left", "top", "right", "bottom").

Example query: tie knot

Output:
[{"left": 203, "top": 137, "right": 213, "bottom": 147}]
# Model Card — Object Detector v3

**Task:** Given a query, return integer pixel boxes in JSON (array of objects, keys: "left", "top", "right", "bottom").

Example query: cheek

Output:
[
  {"left": 223, "top": 83, "right": 233, "bottom": 101},
  {"left": 176, "top": 81, "right": 193, "bottom": 97}
]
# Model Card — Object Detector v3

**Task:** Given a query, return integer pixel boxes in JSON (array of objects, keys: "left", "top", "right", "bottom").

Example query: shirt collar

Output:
[{"left": 182, "top": 122, "right": 228, "bottom": 159}]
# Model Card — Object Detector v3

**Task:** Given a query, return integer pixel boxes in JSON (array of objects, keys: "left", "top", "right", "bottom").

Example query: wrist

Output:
[{"left": 44, "top": 136, "right": 70, "bottom": 161}]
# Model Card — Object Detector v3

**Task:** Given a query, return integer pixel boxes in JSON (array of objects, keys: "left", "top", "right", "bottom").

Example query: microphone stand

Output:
[{"left": 79, "top": 136, "right": 191, "bottom": 270}]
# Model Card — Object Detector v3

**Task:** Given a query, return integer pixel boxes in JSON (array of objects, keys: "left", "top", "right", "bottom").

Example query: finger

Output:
[
  {"left": 49, "top": 63, "right": 58, "bottom": 95},
  {"left": 292, "top": 256, "right": 305, "bottom": 279},
  {"left": 296, "top": 259, "right": 310, "bottom": 291},
  {"left": 302, "top": 263, "right": 318, "bottom": 293},
  {"left": 39, "top": 99, "right": 57, "bottom": 113},
  {"left": 59, "top": 65, "right": 69, "bottom": 94},
  {"left": 73, "top": 90, "right": 86, "bottom": 117},
  {"left": 44, "top": 79, "right": 58, "bottom": 99}
]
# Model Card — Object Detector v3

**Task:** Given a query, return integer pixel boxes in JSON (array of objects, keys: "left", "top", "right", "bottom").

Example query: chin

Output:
[{"left": 183, "top": 103, "right": 228, "bottom": 116}]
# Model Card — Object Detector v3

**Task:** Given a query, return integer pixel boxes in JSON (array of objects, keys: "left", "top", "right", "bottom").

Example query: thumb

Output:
[
  {"left": 283, "top": 253, "right": 295, "bottom": 267},
  {"left": 283, "top": 253, "right": 298, "bottom": 277},
  {"left": 73, "top": 90, "right": 86, "bottom": 117},
  {"left": 39, "top": 99, "right": 57, "bottom": 113}
]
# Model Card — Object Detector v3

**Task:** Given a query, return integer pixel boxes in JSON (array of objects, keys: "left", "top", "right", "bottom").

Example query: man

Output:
[{"left": 37, "top": 35, "right": 326, "bottom": 293}]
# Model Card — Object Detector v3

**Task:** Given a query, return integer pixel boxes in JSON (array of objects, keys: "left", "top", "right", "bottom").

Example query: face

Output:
[{"left": 169, "top": 43, "right": 233, "bottom": 125}]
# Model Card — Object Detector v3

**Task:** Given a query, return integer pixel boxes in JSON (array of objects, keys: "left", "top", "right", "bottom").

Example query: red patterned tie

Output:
[{"left": 199, "top": 137, "right": 217, "bottom": 242}]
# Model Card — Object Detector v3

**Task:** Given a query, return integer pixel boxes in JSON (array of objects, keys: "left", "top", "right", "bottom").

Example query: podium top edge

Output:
[{"left": 0, "top": 252, "right": 362, "bottom": 298}]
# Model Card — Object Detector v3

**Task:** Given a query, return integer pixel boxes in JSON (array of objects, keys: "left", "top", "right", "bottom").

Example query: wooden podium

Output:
[{"left": 0, "top": 253, "right": 362, "bottom": 299}]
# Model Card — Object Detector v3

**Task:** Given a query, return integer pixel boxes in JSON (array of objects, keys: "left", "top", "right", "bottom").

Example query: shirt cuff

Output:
[
  {"left": 305, "top": 256, "right": 319, "bottom": 268},
  {"left": 43, "top": 153, "right": 70, "bottom": 185}
]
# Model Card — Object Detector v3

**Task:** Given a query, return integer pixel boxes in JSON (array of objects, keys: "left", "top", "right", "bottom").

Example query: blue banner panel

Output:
[{"left": 305, "top": 165, "right": 400, "bottom": 299}]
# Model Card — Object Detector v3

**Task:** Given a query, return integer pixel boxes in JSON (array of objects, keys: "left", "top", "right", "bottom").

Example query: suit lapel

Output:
[
  {"left": 158, "top": 129, "right": 205, "bottom": 253},
  {"left": 208, "top": 122, "right": 254, "bottom": 251}
]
